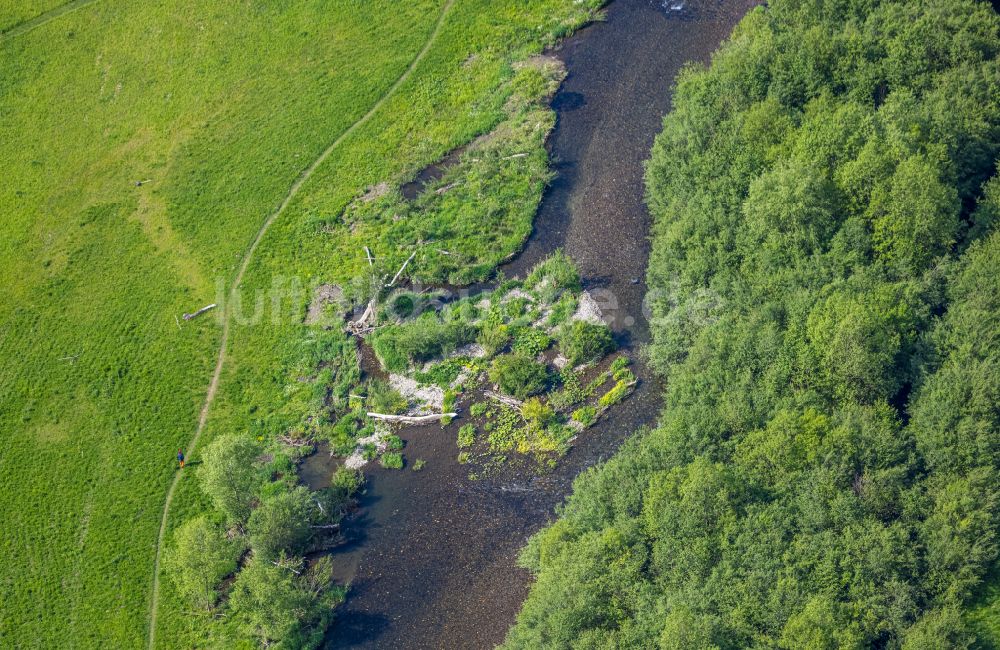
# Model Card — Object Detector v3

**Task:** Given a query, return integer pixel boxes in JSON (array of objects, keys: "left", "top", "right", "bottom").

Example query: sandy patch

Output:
[
  {"left": 344, "top": 423, "right": 392, "bottom": 469},
  {"left": 572, "top": 290, "right": 604, "bottom": 324},
  {"left": 390, "top": 373, "right": 444, "bottom": 414}
]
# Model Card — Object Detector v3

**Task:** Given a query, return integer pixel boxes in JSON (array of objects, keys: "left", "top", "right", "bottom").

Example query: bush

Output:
[
  {"left": 522, "top": 397, "right": 555, "bottom": 426},
  {"left": 470, "top": 402, "right": 489, "bottom": 417},
  {"left": 609, "top": 355, "right": 629, "bottom": 374},
  {"left": 458, "top": 423, "right": 476, "bottom": 448},
  {"left": 512, "top": 326, "right": 551, "bottom": 357},
  {"left": 558, "top": 320, "right": 615, "bottom": 366},
  {"left": 366, "top": 378, "right": 408, "bottom": 415},
  {"left": 330, "top": 467, "right": 364, "bottom": 499},
  {"left": 477, "top": 318, "right": 511, "bottom": 356},
  {"left": 597, "top": 379, "right": 630, "bottom": 409},
  {"left": 571, "top": 406, "right": 596, "bottom": 427},
  {"left": 412, "top": 458, "right": 426, "bottom": 471},
  {"left": 369, "top": 315, "right": 476, "bottom": 371},
  {"left": 380, "top": 452, "right": 404, "bottom": 469},
  {"left": 525, "top": 250, "right": 581, "bottom": 299},
  {"left": 384, "top": 434, "right": 405, "bottom": 451},
  {"left": 164, "top": 516, "right": 241, "bottom": 611},
  {"left": 489, "top": 353, "right": 549, "bottom": 400}
]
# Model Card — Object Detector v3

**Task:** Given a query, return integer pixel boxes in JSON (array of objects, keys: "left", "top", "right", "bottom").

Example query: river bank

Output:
[{"left": 317, "top": 1, "right": 758, "bottom": 647}]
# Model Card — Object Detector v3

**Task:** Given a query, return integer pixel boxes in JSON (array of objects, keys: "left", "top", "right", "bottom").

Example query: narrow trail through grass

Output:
[
  {"left": 0, "top": 0, "right": 97, "bottom": 42},
  {"left": 144, "top": 1, "right": 455, "bottom": 646}
]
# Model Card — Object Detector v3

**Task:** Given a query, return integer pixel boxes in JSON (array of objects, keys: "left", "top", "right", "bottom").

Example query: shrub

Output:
[
  {"left": 380, "top": 452, "right": 404, "bottom": 469},
  {"left": 457, "top": 451, "right": 471, "bottom": 464},
  {"left": 598, "top": 379, "right": 630, "bottom": 409},
  {"left": 458, "top": 423, "right": 476, "bottom": 448},
  {"left": 412, "top": 459, "right": 426, "bottom": 471},
  {"left": 470, "top": 402, "right": 489, "bottom": 417},
  {"left": 558, "top": 320, "right": 615, "bottom": 366},
  {"left": 384, "top": 434, "right": 405, "bottom": 451},
  {"left": 489, "top": 353, "right": 549, "bottom": 400},
  {"left": 571, "top": 406, "right": 596, "bottom": 427},
  {"left": 366, "top": 378, "right": 408, "bottom": 415},
  {"left": 477, "top": 318, "right": 511, "bottom": 356},
  {"left": 613, "top": 367, "right": 635, "bottom": 383},
  {"left": 369, "top": 315, "right": 476, "bottom": 371},
  {"left": 609, "top": 355, "right": 630, "bottom": 374},
  {"left": 546, "top": 293, "right": 577, "bottom": 328},
  {"left": 525, "top": 250, "right": 581, "bottom": 299},
  {"left": 512, "top": 326, "right": 551, "bottom": 357},
  {"left": 522, "top": 397, "right": 555, "bottom": 426},
  {"left": 330, "top": 467, "right": 364, "bottom": 499},
  {"left": 164, "top": 516, "right": 241, "bottom": 611}
]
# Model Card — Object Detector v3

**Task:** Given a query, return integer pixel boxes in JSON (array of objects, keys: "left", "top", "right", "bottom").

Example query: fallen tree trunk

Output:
[
  {"left": 182, "top": 303, "right": 217, "bottom": 321},
  {"left": 366, "top": 412, "right": 457, "bottom": 424},
  {"left": 385, "top": 250, "right": 417, "bottom": 288},
  {"left": 347, "top": 298, "right": 377, "bottom": 334},
  {"left": 485, "top": 391, "right": 523, "bottom": 409}
]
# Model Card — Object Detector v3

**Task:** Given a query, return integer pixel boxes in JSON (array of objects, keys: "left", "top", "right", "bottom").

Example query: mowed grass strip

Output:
[{"left": 0, "top": 1, "right": 445, "bottom": 646}]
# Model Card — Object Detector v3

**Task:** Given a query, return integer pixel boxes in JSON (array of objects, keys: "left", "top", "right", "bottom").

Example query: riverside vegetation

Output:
[
  {"left": 505, "top": 0, "right": 1000, "bottom": 648},
  {"left": 0, "top": 0, "right": 608, "bottom": 647},
  {"left": 365, "top": 252, "right": 633, "bottom": 473}
]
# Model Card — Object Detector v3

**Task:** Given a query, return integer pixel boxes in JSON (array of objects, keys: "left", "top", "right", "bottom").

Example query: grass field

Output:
[
  {"left": 0, "top": 0, "right": 67, "bottom": 32},
  {"left": 0, "top": 0, "right": 602, "bottom": 647}
]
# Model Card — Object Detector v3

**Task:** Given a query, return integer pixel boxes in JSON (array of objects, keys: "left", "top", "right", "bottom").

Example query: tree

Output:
[
  {"left": 199, "top": 434, "right": 263, "bottom": 526},
  {"left": 164, "top": 515, "right": 241, "bottom": 611},
  {"left": 229, "top": 555, "right": 314, "bottom": 646},
  {"left": 247, "top": 486, "right": 315, "bottom": 561},
  {"left": 870, "top": 154, "right": 960, "bottom": 276}
]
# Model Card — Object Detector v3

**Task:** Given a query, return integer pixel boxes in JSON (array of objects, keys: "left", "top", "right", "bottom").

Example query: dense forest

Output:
[{"left": 506, "top": 0, "right": 1000, "bottom": 647}]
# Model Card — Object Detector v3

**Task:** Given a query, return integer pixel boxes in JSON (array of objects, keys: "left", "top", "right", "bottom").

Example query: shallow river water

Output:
[{"left": 312, "top": 1, "right": 758, "bottom": 647}]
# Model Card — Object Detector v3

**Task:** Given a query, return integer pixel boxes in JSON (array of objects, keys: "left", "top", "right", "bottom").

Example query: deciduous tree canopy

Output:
[{"left": 506, "top": 0, "right": 1000, "bottom": 647}]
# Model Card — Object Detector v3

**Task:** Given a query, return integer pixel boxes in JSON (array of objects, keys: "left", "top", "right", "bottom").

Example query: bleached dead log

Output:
[
  {"left": 182, "top": 303, "right": 217, "bottom": 321},
  {"left": 347, "top": 298, "right": 378, "bottom": 335},
  {"left": 503, "top": 152, "right": 529, "bottom": 160},
  {"left": 485, "top": 391, "right": 523, "bottom": 409},
  {"left": 364, "top": 246, "right": 374, "bottom": 266},
  {"left": 272, "top": 559, "right": 301, "bottom": 575},
  {"left": 309, "top": 524, "right": 340, "bottom": 530},
  {"left": 366, "top": 412, "right": 457, "bottom": 424},
  {"left": 385, "top": 251, "right": 417, "bottom": 288},
  {"left": 435, "top": 182, "right": 461, "bottom": 195}
]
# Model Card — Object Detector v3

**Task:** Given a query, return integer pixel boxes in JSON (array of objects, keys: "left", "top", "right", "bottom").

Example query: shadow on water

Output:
[{"left": 318, "top": 1, "right": 761, "bottom": 647}]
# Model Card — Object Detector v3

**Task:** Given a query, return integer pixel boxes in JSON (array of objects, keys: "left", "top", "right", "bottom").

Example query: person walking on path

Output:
[{"left": 177, "top": 449, "right": 185, "bottom": 469}]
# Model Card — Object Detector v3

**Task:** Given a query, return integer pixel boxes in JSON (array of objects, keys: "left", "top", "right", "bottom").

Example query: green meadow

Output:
[{"left": 0, "top": 0, "right": 602, "bottom": 647}]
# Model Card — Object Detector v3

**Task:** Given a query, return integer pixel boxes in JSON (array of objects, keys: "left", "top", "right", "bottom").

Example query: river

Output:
[{"left": 312, "top": 1, "right": 758, "bottom": 647}]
